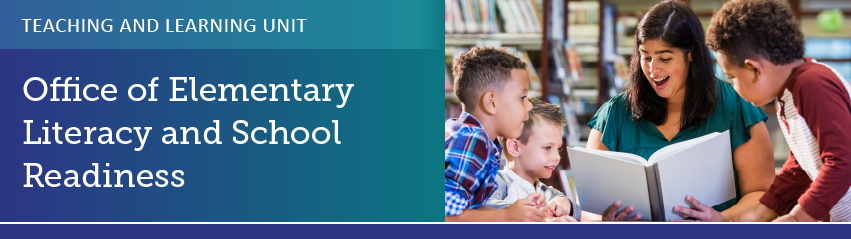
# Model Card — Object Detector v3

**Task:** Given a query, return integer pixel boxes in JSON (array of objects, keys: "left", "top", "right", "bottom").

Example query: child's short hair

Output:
[
  {"left": 706, "top": 0, "right": 804, "bottom": 67},
  {"left": 452, "top": 46, "right": 527, "bottom": 111},
  {"left": 498, "top": 98, "right": 566, "bottom": 148}
]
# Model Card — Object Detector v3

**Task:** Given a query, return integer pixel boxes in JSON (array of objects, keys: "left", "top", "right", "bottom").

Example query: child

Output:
[
  {"left": 445, "top": 46, "right": 545, "bottom": 222},
  {"left": 487, "top": 98, "right": 581, "bottom": 222},
  {"left": 706, "top": 0, "right": 851, "bottom": 222}
]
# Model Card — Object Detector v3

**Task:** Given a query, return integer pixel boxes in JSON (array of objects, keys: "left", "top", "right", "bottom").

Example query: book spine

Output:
[
  {"left": 527, "top": 0, "right": 542, "bottom": 32},
  {"left": 488, "top": 0, "right": 498, "bottom": 34},
  {"left": 463, "top": 0, "right": 478, "bottom": 33},
  {"left": 470, "top": 0, "right": 481, "bottom": 33},
  {"left": 508, "top": 0, "right": 528, "bottom": 34},
  {"left": 478, "top": 0, "right": 488, "bottom": 33},
  {"left": 645, "top": 164, "right": 664, "bottom": 221},
  {"left": 495, "top": 0, "right": 514, "bottom": 34},
  {"left": 445, "top": 0, "right": 454, "bottom": 33},
  {"left": 453, "top": 0, "right": 465, "bottom": 33}
]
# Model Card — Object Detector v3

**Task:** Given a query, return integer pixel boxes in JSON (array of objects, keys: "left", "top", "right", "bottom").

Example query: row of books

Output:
[
  {"left": 567, "top": 6, "right": 599, "bottom": 25},
  {"left": 445, "top": 0, "right": 544, "bottom": 34},
  {"left": 551, "top": 41, "right": 584, "bottom": 85}
]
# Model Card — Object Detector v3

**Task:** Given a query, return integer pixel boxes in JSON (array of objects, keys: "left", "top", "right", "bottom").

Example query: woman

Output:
[{"left": 585, "top": 1, "right": 775, "bottom": 222}]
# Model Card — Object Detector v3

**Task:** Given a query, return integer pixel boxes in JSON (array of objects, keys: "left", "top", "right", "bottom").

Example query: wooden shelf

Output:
[
  {"left": 568, "top": 24, "right": 600, "bottom": 38},
  {"left": 570, "top": 89, "right": 599, "bottom": 98},
  {"left": 617, "top": 46, "right": 633, "bottom": 55},
  {"left": 445, "top": 34, "right": 543, "bottom": 46}
]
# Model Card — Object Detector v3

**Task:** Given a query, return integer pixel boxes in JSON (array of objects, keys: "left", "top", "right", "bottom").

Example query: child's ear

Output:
[
  {"left": 481, "top": 91, "right": 498, "bottom": 115},
  {"left": 506, "top": 139, "right": 521, "bottom": 158},
  {"left": 743, "top": 59, "right": 763, "bottom": 84}
]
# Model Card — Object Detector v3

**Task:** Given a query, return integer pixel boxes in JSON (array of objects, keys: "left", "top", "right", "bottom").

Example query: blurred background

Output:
[{"left": 445, "top": 0, "right": 851, "bottom": 197}]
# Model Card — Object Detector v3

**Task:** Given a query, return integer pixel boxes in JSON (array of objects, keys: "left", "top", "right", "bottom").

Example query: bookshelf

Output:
[
  {"left": 444, "top": 0, "right": 548, "bottom": 120},
  {"left": 445, "top": 33, "right": 543, "bottom": 46},
  {"left": 444, "top": 0, "right": 624, "bottom": 199}
]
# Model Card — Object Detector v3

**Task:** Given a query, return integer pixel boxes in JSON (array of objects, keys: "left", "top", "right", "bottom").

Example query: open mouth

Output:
[
  {"left": 544, "top": 166, "right": 557, "bottom": 170},
  {"left": 652, "top": 76, "right": 670, "bottom": 89}
]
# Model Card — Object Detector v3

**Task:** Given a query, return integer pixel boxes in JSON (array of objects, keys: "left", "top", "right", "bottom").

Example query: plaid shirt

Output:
[{"left": 445, "top": 112, "right": 503, "bottom": 216}]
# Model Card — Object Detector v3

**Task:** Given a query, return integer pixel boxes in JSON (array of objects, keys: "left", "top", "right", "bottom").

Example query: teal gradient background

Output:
[
  {"left": 0, "top": 0, "right": 441, "bottom": 222},
  {"left": 0, "top": 0, "right": 441, "bottom": 49}
]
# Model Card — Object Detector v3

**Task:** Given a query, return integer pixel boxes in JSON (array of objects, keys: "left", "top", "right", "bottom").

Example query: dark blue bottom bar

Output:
[{"left": 2, "top": 224, "right": 850, "bottom": 239}]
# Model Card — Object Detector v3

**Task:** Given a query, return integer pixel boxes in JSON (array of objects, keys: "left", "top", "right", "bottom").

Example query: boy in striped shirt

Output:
[{"left": 707, "top": 0, "right": 851, "bottom": 222}]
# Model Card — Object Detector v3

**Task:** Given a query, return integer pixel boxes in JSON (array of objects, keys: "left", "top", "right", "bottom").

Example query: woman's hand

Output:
[
  {"left": 601, "top": 201, "right": 641, "bottom": 221},
  {"left": 671, "top": 195, "right": 726, "bottom": 222}
]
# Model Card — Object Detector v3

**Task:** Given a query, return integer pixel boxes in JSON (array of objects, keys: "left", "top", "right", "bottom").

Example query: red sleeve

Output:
[
  {"left": 760, "top": 152, "right": 812, "bottom": 215},
  {"left": 793, "top": 74, "right": 851, "bottom": 219}
]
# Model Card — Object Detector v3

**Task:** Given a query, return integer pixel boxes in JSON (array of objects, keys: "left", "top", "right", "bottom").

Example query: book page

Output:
[
  {"left": 653, "top": 131, "right": 736, "bottom": 221},
  {"left": 648, "top": 131, "right": 724, "bottom": 164},
  {"left": 569, "top": 147, "right": 649, "bottom": 166},
  {"left": 567, "top": 147, "right": 653, "bottom": 221}
]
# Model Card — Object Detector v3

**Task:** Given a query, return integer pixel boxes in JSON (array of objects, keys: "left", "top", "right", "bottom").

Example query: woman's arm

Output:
[
  {"left": 586, "top": 129, "right": 610, "bottom": 151},
  {"left": 720, "top": 121, "right": 776, "bottom": 221}
]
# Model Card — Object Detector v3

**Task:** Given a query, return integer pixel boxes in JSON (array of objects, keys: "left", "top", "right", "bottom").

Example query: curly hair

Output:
[
  {"left": 626, "top": 0, "right": 717, "bottom": 130},
  {"left": 452, "top": 46, "right": 526, "bottom": 112},
  {"left": 498, "top": 97, "right": 566, "bottom": 150},
  {"left": 706, "top": 0, "right": 804, "bottom": 66}
]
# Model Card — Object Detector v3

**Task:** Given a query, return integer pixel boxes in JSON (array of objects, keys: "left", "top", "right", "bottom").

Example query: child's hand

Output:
[
  {"left": 533, "top": 192, "right": 547, "bottom": 208},
  {"left": 505, "top": 192, "right": 546, "bottom": 222},
  {"left": 547, "top": 197, "right": 573, "bottom": 217},
  {"left": 545, "top": 215, "right": 578, "bottom": 222}
]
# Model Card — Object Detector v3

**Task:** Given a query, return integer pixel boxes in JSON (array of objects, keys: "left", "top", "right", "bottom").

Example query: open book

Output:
[{"left": 567, "top": 131, "right": 735, "bottom": 221}]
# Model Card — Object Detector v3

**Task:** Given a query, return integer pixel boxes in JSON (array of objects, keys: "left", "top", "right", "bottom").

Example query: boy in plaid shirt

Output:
[{"left": 445, "top": 46, "right": 547, "bottom": 222}]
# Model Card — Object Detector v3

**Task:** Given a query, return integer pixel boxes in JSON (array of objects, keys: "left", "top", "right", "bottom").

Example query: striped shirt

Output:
[
  {"left": 760, "top": 58, "right": 851, "bottom": 221},
  {"left": 445, "top": 112, "right": 503, "bottom": 216}
]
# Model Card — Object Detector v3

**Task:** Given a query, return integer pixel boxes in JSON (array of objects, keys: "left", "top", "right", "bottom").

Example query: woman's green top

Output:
[{"left": 587, "top": 80, "right": 768, "bottom": 212}]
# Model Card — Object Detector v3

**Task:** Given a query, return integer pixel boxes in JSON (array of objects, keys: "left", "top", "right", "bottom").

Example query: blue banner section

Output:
[
  {"left": 0, "top": 49, "right": 441, "bottom": 222},
  {"left": 0, "top": 0, "right": 441, "bottom": 49}
]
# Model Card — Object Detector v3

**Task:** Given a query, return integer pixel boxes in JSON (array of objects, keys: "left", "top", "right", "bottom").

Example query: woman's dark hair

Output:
[{"left": 626, "top": 0, "right": 716, "bottom": 130}]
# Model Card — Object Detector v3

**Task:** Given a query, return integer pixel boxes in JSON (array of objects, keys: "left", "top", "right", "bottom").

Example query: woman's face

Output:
[{"left": 639, "top": 39, "right": 691, "bottom": 100}]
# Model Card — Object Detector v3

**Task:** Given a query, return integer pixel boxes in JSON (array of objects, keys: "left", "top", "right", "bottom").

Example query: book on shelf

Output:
[
  {"left": 445, "top": 65, "right": 453, "bottom": 92},
  {"left": 549, "top": 40, "right": 574, "bottom": 96},
  {"left": 445, "top": 0, "right": 542, "bottom": 34},
  {"left": 548, "top": 0, "right": 563, "bottom": 40},
  {"left": 518, "top": 51, "right": 542, "bottom": 94},
  {"left": 550, "top": 40, "right": 568, "bottom": 82},
  {"left": 563, "top": 41, "right": 583, "bottom": 82},
  {"left": 559, "top": 101, "right": 581, "bottom": 147},
  {"left": 567, "top": 2, "right": 599, "bottom": 25},
  {"left": 461, "top": 0, "right": 479, "bottom": 33},
  {"left": 566, "top": 131, "right": 736, "bottom": 221},
  {"left": 558, "top": 169, "right": 581, "bottom": 203},
  {"left": 445, "top": 101, "right": 463, "bottom": 120}
]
